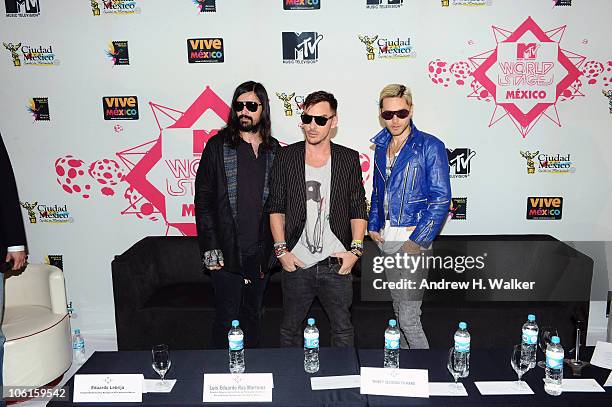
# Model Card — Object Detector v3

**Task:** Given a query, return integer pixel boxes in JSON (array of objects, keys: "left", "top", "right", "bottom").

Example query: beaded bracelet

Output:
[{"left": 274, "top": 242, "right": 288, "bottom": 258}]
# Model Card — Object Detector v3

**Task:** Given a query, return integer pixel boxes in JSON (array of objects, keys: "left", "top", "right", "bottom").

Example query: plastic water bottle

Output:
[
  {"left": 304, "top": 318, "right": 320, "bottom": 373},
  {"left": 453, "top": 322, "right": 470, "bottom": 378},
  {"left": 521, "top": 314, "right": 538, "bottom": 368},
  {"left": 545, "top": 336, "right": 564, "bottom": 396},
  {"left": 72, "top": 329, "right": 86, "bottom": 365},
  {"left": 384, "top": 319, "right": 400, "bottom": 368},
  {"left": 228, "top": 320, "right": 245, "bottom": 373}
]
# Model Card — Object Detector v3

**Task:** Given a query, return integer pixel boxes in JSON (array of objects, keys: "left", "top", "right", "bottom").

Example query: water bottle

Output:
[
  {"left": 384, "top": 319, "right": 400, "bottom": 368},
  {"left": 304, "top": 318, "right": 320, "bottom": 373},
  {"left": 72, "top": 329, "right": 86, "bottom": 365},
  {"left": 228, "top": 320, "right": 245, "bottom": 373},
  {"left": 453, "top": 322, "right": 470, "bottom": 378},
  {"left": 521, "top": 314, "right": 538, "bottom": 368},
  {"left": 545, "top": 336, "right": 564, "bottom": 396}
]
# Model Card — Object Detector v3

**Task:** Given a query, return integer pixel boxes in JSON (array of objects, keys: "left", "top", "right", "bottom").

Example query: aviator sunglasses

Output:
[
  {"left": 233, "top": 101, "right": 262, "bottom": 112},
  {"left": 380, "top": 109, "right": 410, "bottom": 120},
  {"left": 300, "top": 114, "right": 335, "bottom": 126}
]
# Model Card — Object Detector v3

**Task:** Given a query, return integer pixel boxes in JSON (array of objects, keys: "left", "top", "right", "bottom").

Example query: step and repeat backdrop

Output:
[{"left": 1, "top": 0, "right": 611, "bottom": 335}]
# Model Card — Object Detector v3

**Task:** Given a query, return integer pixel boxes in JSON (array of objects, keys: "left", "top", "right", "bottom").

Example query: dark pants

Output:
[
  {"left": 280, "top": 263, "right": 354, "bottom": 347},
  {"left": 211, "top": 255, "right": 269, "bottom": 349}
]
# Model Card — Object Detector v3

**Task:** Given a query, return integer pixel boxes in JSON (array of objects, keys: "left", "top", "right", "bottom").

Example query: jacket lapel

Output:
[
  {"left": 223, "top": 140, "right": 238, "bottom": 221},
  {"left": 329, "top": 142, "right": 340, "bottom": 219}
]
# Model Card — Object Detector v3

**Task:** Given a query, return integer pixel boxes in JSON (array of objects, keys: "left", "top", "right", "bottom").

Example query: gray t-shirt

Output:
[{"left": 291, "top": 158, "right": 345, "bottom": 268}]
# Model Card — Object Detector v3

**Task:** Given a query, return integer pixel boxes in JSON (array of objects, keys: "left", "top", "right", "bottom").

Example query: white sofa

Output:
[{"left": 2, "top": 264, "right": 72, "bottom": 386}]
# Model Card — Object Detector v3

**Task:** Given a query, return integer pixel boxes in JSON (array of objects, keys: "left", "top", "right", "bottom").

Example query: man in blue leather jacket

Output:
[{"left": 368, "top": 84, "right": 451, "bottom": 349}]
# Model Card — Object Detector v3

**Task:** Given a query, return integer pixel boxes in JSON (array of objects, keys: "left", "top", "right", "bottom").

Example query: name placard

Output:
[
  {"left": 203, "top": 373, "right": 273, "bottom": 403},
  {"left": 360, "top": 367, "right": 429, "bottom": 398},
  {"left": 74, "top": 374, "right": 143, "bottom": 403}
]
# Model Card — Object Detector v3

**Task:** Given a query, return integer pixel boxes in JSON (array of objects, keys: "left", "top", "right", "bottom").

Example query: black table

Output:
[
  {"left": 358, "top": 347, "right": 612, "bottom": 406},
  {"left": 47, "top": 347, "right": 366, "bottom": 407}
]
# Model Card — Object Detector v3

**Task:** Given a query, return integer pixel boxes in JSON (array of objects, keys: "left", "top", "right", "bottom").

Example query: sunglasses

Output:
[
  {"left": 380, "top": 109, "right": 410, "bottom": 120},
  {"left": 233, "top": 101, "right": 262, "bottom": 112},
  {"left": 300, "top": 114, "right": 335, "bottom": 126}
]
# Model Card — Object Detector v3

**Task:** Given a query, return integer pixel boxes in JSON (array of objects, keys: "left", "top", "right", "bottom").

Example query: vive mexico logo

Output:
[
  {"left": 20, "top": 202, "right": 74, "bottom": 224},
  {"left": 366, "top": 0, "right": 403, "bottom": 9},
  {"left": 358, "top": 35, "right": 416, "bottom": 61},
  {"left": 4, "top": 0, "right": 40, "bottom": 17},
  {"left": 282, "top": 32, "right": 323, "bottom": 64},
  {"left": 90, "top": 0, "right": 140, "bottom": 15},
  {"left": 520, "top": 150, "right": 575, "bottom": 174},
  {"left": 447, "top": 148, "right": 476, "bottom": 178},
  {"left": 103, "top": 96, "right": 139, "bottom": 120},
  {"left": 284, "top": 0, "right": 320, "bottom": 10},
  {"left": 527, "top": 197, "right": 562, "bottom": 220},
  {"left": 187, "top": 38, "right": 224, "bottom": 63},
  {"left": 106, "top": 41, "right": 129, "bottom": 65},
  {"left": 27, "top": 97, "right": 49, "bottom": 121},
  {"left": 426, "top": 17, "right": 612, "bottom": 138},
  {"left": 3, "top": 42, "right": 59, "bottom": 67}
]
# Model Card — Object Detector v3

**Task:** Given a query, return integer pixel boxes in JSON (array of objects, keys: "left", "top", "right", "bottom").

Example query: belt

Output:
[{"left": 316, "top": 256, "right": 342, "bottom": 268}]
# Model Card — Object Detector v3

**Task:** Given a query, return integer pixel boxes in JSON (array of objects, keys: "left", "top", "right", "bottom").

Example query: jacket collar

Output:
[{"left": 370, "top": 121, "right": 422, "bottom": 149}]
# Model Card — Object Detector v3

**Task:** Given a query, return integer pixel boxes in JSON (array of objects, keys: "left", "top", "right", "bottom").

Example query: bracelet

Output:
[
  {"left": 274, "top": 242, "right": 288, "bottom": 258},
  {"left": 350, "top": 248, "right": 363, "bottom": 258}
]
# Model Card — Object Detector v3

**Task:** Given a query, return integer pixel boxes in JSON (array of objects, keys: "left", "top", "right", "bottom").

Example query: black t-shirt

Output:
[{"left": 236, "top": 139, "right": 266, "bottom": 255}]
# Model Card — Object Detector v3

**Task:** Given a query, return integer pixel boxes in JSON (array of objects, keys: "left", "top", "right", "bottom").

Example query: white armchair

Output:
[{"left": 2, "top": 264, "right": 72, "bottom": 387}]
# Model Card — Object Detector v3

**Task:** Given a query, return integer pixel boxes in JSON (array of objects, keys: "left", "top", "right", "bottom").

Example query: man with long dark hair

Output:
[{"left": 195, "top": 81, "right": 280, "bottom": 348}]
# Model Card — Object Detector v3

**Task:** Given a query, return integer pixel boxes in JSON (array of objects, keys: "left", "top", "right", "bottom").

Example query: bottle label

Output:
[
  {"left": 304, "top": 332, "right": 319, "bottom": 349},
  {"left": 228, "top": 334, "right": 244, "bottom": 351},
  {"left": 546, "top": 349, "right": 564, "bottom": 369},
  {"left": 454, "top": 336, "right": 470, "bottom": 353},
  {"left": 522, "top": 329, "right": 538, "bottom": 345},
  {"left": 73, "top": 340, "right": 84, "bottom": 350},
  {"left": 385, "top": 333, "right": 400, "bottom": 350}
]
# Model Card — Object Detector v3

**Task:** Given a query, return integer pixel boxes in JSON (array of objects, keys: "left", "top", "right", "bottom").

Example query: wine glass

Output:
[
  {"left": 510, "top": 344, "right": 531, "bottom": 389},
  {"left": 447, "top": 347, "right": 465, "bottom": 393},
  {"left": 537, "top": 327, "right": 558, "bottom": 368},
  {"left": 152, "top": 344, "right": 171, "bottom": 383}
]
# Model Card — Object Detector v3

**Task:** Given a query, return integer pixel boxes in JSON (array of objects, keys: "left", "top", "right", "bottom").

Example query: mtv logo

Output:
[
  {"left": 5, "top": 0, "right": 39, "bottom": 13},
  {"left": 282, "top": 32, "right": 323, "bottom": 61},
  {"left": 447, "top": 148, "right": 476, "bottom": 176},
  {"left": 516, "top": 43, "right": 539, "bottom": 60}
]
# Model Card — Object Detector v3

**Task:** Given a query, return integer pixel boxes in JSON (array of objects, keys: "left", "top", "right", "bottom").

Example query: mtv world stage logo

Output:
[
  {"left": 91, "top": 0, "right": 141, "bottom": 15},
  {"left": 107, "top": 41, "right": 129, "bottom": 65},
  {"left": 446, "top": 148, "right": 476, "bottom": 178},
  {"left": 193, "top": 0, "right": 215, "bottom": 12},
  {"left": 27, "top": 97, "right": 49, "bottom": 121},
  {"left": 282, "top": 32, "right": 323, "bottom": 64},
  {"left": 275, "top": 92, "right": 305, "bottom": 116},
  {"left": 520, "top": 150, "right": 575, "bottom": 174},
  {"left": 3, "top": 42, "right": 58, "bottom": 67},
  {"left": 358, "top": 35, "right": 415, "bottom": 61},
  {"left": 366, "top": 0, "right": 403, "bottom": 9},
  {"left": 5, "top": 0, "right": 40, "bottom": 17},
  {"left": 428, "top": 17, "right": 593, "bottom": 138},
  {"left": 441, "top": 0, "right": 492, "bottom": 6}
]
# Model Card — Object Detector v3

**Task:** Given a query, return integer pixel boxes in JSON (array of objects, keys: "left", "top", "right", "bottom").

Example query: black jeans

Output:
[
  {"left": 280, "top": 262, "right": 354, "bottom": 347},
  {"left": 211, "top": 255, "right": 269, "bottom": 349}
]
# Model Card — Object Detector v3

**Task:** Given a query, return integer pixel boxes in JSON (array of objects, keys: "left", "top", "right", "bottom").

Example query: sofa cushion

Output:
[
  {"left": 143, "top": 282, "right": 215, "bottom": 310},
  {"left": 3, "top": 306, "right": 67, "bottom": 341}
]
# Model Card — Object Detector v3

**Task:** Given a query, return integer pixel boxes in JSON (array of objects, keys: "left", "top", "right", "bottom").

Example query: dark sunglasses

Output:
[
  {"left": 380, "top": 109, "right": 410, "bottom": 120},
  {"left": 233, "top": 101, "right": 262, "bottom": 112},
  {"left": 300, "top": 114, "right": 335, "bottom": 126}
]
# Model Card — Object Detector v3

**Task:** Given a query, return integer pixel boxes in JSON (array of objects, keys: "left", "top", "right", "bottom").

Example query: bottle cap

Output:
[
  {"left": 231, "top": 320, "right": 239, "bottom": 327},
  {"left": 528, "top": 314, "right": 536, "bottom": 321},
  {"left": 74, "top": 329, "right": 80, "bottom": 334},
  {"left": 389, "top": 319, "right": 397, "bottom": 327},
  {"left": 307, "top": 318, "right": 315, "bottom": 326},
  {"left": 459, "top": 322, "right": 467, "bottom": 329},
  {"left": 551, "top": 336, "right": 560, "bottom": 344}
]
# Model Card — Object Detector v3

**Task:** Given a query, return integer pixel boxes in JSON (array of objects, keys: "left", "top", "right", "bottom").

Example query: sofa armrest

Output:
[{"left": 5, "top": 264, "right": 64, "bottom": 312}]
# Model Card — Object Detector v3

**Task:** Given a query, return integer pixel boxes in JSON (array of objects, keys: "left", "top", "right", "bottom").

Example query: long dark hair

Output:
[{"left": 224, "top": 81, "right": 273, "bottom": 149}]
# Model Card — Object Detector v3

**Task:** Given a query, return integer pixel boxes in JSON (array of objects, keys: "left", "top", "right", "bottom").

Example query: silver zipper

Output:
[
  {"left": 411, "top": 167, "right": 418, "bottom": 190},
  {"left": 397, "top": 162, "right": 410, "bottom": 223},
  {"left": 416, "top": 220, "right": 434, "bottom": 242}
]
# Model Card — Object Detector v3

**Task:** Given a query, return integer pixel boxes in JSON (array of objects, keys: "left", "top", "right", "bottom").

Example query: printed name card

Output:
[
  {"left": 360, "top": 367, "right": 429, "bottom": 398},
  {"left": 203, "top": 373, "right": 273, "bottom": 403},
  {"left": 73, "top": 374, "right": 143, "bottom": 403}
]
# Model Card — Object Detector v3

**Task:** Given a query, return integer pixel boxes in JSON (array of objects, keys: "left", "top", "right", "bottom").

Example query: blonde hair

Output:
[{"left": 379, "top": 84, "right": 412, "bottom": 108}]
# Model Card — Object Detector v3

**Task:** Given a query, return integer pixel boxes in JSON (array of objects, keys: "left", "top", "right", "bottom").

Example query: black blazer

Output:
[
  {"left": 0, "top": 133, "right": 26, "bottom": 260},
  {"left": 266, "top": 141, "right": 368, "bottom": 252}
]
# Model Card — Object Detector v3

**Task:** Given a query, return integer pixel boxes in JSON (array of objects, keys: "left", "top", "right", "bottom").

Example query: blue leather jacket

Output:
[{"left": 368, "top": 122, "right": 451, "bottom": 248}]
